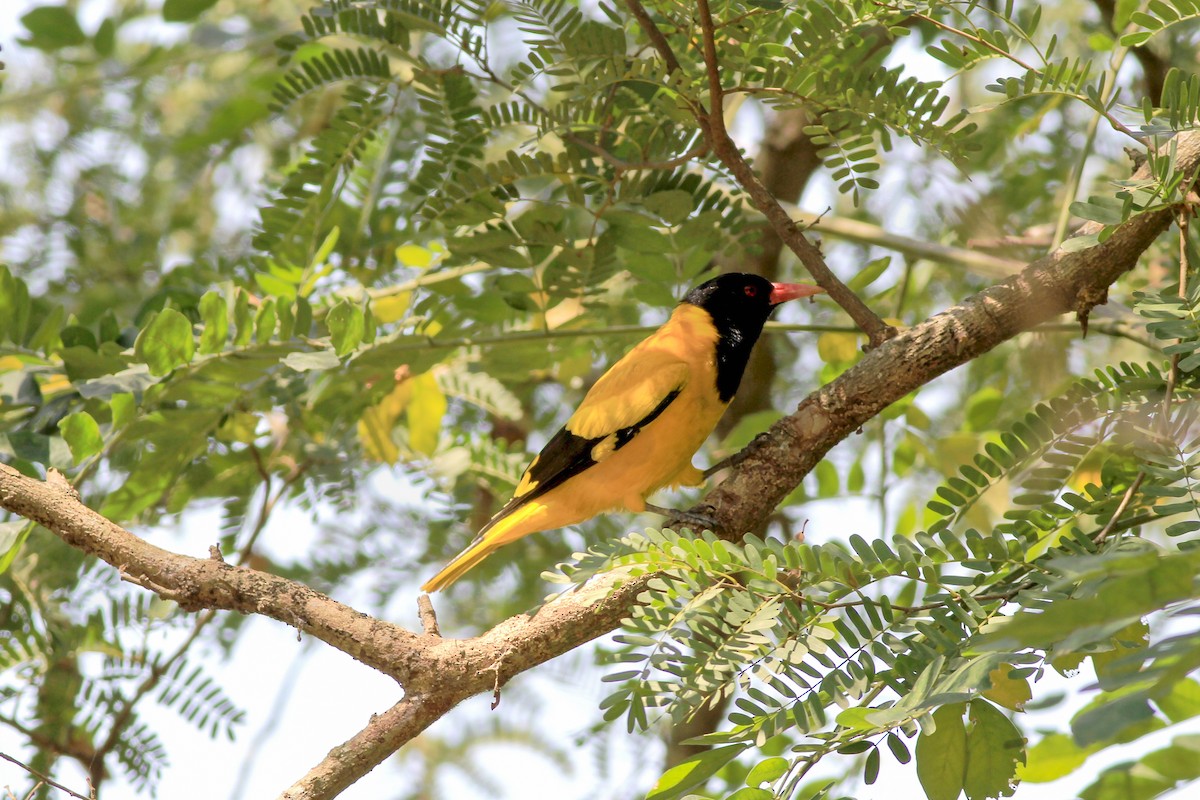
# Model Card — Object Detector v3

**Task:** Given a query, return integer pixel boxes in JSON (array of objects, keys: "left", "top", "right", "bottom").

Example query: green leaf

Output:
[
  {"left": 847, "top": 256, "right": 891, "bottom": 292},
  {"left": 93, "top": 18, "right": 115, "bottom": 56},
  {"left": 255, "top": 299, "right": 277, "bottom": 343},
  {"left": 978, "top": 554, "right": 1195, "bottom": 652},
  {"left": 310, "top": 226, "right": 341, "bottom": 271},
  {"left": 0, "top": 521, "right": 32, "bottom": 575},
  {"left": 965, "top": 387, "right": 1005, "bottom": 431},
  {"left": 327, "top": 301, "right": 364, "bottom": 357},
  {"left": 110, "top": 393, "right": 136, "bottom": 429},
  {"left": 1071, "top": 693, "right": 1156, "bottom": 747},
  {"left": 233, "top": 290, "right": 253, "bottom": 347},
  {"left": 1156, "top": 678, "right": 1200, "bottom": 724},
  {"left": 725, "top": 790, "right": 772, "bottom": 800},
  {"left": 643, "top": 190, "right": 694, "bottom": 225},
  {"left": 198, "top": 291, "right": 228, "bottom": 354},
  {"left": 162, "top": 0, "right": 219, "bottom": 23},
  {"left": 0, "top": 267, "right": 31, "bottom": 343},
  {"left": 1018, "top": 733, "right": 1092, "bottom": 783},
  {"left": 917, "top": 704, "right": 967, "bottom": 800},
  {"left": 58, "top": 412, "right": 103, "bottom": 464},
  {"left": 1079, "top": 763, "right": 1173, "bottom": 800},
  {"left": 864, "top": 746, "right": 881, "bottom": 784},
  {"left": 255, "top": 271, "right": 299, "bottom": 300},
  {"left": 21, "top": 7, "right": 87, "bottom": 49},
  {"left": 1070, "top": 200, "right": 1125, "bottom": 225},
  {"left": 745, "top": 756, "right": 788, "bottom": 787},
  {"left": 282, "top": 349, "right": 340, "bottom": 372},
  {"left": 646, "top": 743, "right": 748, "bottom": 800},
  {"left": 1059, "top": 232, "right": 1101, "bottom": 253},
  {"left": 134, "top": 309, "right": 195, "bottom": 376},
  {"left": 1140, "top": 736, "right": 1200, "bottom": 781},
  {"left": 964, "top": 700, "right": 1023, "bottom": 800}
]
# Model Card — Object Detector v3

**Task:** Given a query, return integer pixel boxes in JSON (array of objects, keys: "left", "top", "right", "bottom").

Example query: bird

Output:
[{"left": 421, "top": 272, "right": 825, "bottom": 592}]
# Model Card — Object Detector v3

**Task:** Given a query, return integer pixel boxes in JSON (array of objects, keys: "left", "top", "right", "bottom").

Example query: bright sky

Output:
[{"left": 1, "top": 2, "right": 1199, "bottom": 800}]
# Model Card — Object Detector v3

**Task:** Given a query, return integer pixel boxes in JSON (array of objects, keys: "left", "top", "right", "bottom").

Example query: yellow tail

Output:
[{"left": 421, "top": 502, "right": 548, "bottom": 592}]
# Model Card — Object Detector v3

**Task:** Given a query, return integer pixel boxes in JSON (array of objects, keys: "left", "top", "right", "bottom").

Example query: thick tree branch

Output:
[
  {"left": 0, "top": 460, "right": 650, "bottom": 798},
  {"left": 2, "top": 133, "right": 1197, "bottom": 800},
  {"left": 699, "top": 132, "right": 1200, "bottom": 537}
]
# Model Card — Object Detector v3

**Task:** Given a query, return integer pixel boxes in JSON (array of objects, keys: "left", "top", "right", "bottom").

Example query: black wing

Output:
[{"left": 484, "top": 388, "right": 682, "bottom": 525}]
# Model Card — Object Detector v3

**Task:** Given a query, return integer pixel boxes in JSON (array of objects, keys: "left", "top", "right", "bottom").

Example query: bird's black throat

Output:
[
  {"left": 708, "top": 309, "right": 769, "bottom": 402},
  {"left": 682, "top": 273, "right": 777, "bottom": 403}
]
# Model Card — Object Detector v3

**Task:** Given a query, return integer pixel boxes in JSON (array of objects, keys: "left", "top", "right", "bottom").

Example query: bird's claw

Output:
[{"left": 703, "top": 431, "right": 772, "bottom": 478}]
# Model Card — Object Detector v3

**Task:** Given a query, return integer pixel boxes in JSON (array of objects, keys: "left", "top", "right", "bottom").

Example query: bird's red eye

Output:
[{"left": 744, "top": 285, "right": 758, "bottom": 297}]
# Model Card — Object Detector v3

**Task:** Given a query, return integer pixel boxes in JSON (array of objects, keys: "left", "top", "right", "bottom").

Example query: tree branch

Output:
[{"left": 698, "top": 131, "right": 1200, "bottom": 537}]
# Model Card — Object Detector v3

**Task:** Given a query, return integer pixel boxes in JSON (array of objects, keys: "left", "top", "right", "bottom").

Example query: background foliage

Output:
[{"left": 2, "top": 0, "right": 1200, "bottom": 798}]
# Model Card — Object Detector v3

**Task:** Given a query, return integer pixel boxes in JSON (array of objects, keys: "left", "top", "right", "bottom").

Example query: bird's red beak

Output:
[{"left": 770, "top": 282, "right": 826, "bottom": 305}]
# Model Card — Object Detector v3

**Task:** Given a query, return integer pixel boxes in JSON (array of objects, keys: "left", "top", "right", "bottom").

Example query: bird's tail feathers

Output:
[{"left": 420, "top": 502, "right": 546, "bottom": 592}]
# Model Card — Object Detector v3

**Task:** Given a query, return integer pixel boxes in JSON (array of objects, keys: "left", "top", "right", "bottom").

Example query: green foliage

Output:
[
  {"left": 4, "top": 0, "right": 1200, "bottom": 798},
  {"left": 569, "top": 346, "right": 1200, "bottom": 797}
]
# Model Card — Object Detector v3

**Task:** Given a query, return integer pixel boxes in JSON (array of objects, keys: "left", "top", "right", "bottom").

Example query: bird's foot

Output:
[
  {"left": 644, "top": 502, "right": 719, "bottom": 533},
  {"left": 703, "top": 432, "right": 772, "bottom": 479}
]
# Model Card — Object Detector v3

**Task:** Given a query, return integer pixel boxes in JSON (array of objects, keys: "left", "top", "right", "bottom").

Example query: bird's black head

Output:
[{"left": 682, "top": 273, "right": 822, "bottom": 402}]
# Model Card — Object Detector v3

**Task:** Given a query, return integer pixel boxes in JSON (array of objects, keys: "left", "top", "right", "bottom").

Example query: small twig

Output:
[
  {"left": 1094, "top": 472, "right": 1148, "bottom": 545},
  {"left": 0, "top": 752, "right": 94, "bottom": 800},
  {"left": 565, "top": 134, "right": 708, "bottom": 171},
  {"left": 692, "top": 0, "right": 895, "bottom": 347},
  {"left": 417, "top": 595, "right": 441, "bottom": 637},
  {"left": 620, "top": 0, "right": 683, "bottom": 76},
  {"left": 1162, "top": 210, "right": 1192, "bottom": 421}
]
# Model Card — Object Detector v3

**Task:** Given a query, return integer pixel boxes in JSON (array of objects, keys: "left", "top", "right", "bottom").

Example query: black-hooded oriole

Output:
[{"left": 422, "top": 272, "right": 823, "bottom": 591}]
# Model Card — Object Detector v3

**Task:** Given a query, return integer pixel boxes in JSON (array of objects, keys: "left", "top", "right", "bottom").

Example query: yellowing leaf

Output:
[
  {"left": 216, "top": 412, "right": 259, "bottom": 444},
  {"left": 406, "top": 371, "right": 446, "bottom": 456},
  {"left": 358, "top": 379, "right": 413, "bottom": 464},
  {"left": 40, "top": 372, "right": 73, "bottom": 397},
  {"left": 983, "top": 664, "right": 1031, "bottom": 711},
  {"left": 817, "top": 332, "right": 861, "bottom": 363},
  {"left": 371, "top": 292, "right": 411, "bottom": 324},
  {"left": 396, "top": 244, "right": 433, "bottom": 268}
]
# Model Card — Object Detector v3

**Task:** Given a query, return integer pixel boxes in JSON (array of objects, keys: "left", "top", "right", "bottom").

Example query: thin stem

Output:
[
  {"left": 1162, "top": 210, "right": 1191, "bottom": 422},
  {"left": 1094, "top": 472, "right": 1148, "bottom": 544},
  {"left": 620, "top": 0, "right": 684, "bottom": 76},
  {"left": 0, "top": 752, "right": 93, "bottom": 800},
  {"left": 691, "top": 0, "right": 895, "bottom": 347}
]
